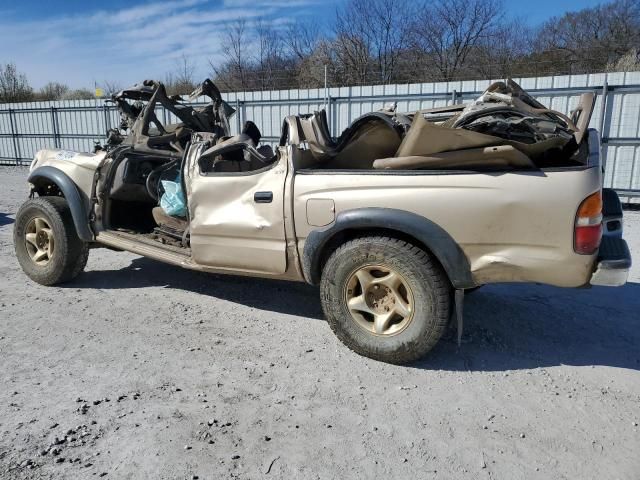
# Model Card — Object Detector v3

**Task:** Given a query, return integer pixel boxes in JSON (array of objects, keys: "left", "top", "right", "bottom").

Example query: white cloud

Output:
[{"left": 0, "top": 0, "right": 324, "bottom": 89}]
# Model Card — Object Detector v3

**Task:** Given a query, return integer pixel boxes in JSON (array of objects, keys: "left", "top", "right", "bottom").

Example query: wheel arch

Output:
[
  {"left": 302, "top": 208, "right": 475, "bottom": 289},
  {"left": 28, "top": 166, "right": 94, "bottom": 242}
]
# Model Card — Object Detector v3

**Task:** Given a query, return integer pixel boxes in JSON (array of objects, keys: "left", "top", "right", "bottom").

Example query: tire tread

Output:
[
  {"left": 14, "top": 196, "right": 89, "bottom": 285},
  {"left": 320, "top": 236, "right": 451, "bottom": 364}
]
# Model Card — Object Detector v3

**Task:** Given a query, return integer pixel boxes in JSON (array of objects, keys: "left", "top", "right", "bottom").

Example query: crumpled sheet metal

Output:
[
  {"left": 396, "top": 113, "right": 502, "bottom": 157},
  {"left": 292, "top": 158, "right": 601, "bottom": 287},
  {"left": 29, "top": 149, "right": 106, "bottom": 212},
  {"left": 395, "top": 107, "right": 570, "bottom": 161},
  {"left": 374, "top": 145, "right": 534, "bottom": 170},
  {"left": 186, "top": 148, "right": 288, "bottom": 274}
]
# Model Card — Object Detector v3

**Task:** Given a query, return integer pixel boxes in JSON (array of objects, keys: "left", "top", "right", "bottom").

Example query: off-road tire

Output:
[
  {"left": 320, "top": 236, "right": 451, "bottom": 364},
  {"left": 14, "top": 196, "right": 89, "bottom": 285}
]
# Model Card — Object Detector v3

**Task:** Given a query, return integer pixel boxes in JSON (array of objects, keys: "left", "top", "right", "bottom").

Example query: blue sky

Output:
[{"left": 0, "top": 0, "right": 607, "bottom": 89}]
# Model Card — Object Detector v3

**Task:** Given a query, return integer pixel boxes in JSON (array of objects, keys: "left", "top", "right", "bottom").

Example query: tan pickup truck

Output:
[{"left": 14, "top": 79, "right": 631, "bottom": 364}]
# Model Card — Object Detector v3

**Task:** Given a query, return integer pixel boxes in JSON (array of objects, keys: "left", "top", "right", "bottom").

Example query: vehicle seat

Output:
[
  {"left": 200, "top": 121, "right": 275, "bottom": 172},
  {"left": 296, "top": 110, "right": 406, "bottom": 169},
  {"left": 152, "top": 206, "right": 188, "bottom": 231}
]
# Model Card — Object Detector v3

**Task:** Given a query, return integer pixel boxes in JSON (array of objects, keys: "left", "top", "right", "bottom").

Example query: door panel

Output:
[{"left": 186, "top": 155, "right": 288, "bottom": 274}]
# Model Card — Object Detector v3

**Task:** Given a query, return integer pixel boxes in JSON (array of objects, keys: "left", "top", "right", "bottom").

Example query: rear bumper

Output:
[
  {"left": 590, "top": 236, "right": 631, "bottom": 286},
  {"left": 602, "top": 188, "right": 623, "bottom": 238}
]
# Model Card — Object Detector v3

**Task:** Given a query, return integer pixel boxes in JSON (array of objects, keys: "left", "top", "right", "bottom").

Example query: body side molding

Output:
[
  {"left": 28, "top": 166, "right": 94, "bottom": 241},
  {"left": 302, "top": 207, "right": 475, "bottom": 288}
]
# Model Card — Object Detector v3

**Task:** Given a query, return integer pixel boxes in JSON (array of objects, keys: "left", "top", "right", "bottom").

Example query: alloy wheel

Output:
[
  {"left": 24, "top": 216, "right": 55, "bottom": 265},
  {"left": 344, "top": 264, "right": 415, "bottom": 336}
]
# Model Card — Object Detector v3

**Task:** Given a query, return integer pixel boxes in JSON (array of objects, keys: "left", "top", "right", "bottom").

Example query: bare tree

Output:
[
  {"left": 410, "top": 0, "right": 502, "bottom": 81},
  {"left": 174, "top": 54, "right": 197, "bottom": 94},
  {"left": 163, "top": 71, "right": 177, "bottom": 93},
  {"left": 255, "top": 20, "right": 285, "bottom": 89},
  {"left": 101, "top": 80, "right": 123, "bottom": 97},
  {"left": 607, "top": 48, "right": 640, "bottom": 71},
  {"left": 285, "top": 21, "right": 321, "bottom": 61},
  {"left": 163, "top": 55, "right": 197, "bottom": 96},
  {"left": 5, "top": 0, "right": 640, "bottom": 97},
  {"left": 211, "top": 20, "right": 251, "bottom": 91},
  {"left": 61, "top": 88, "right": 95, "bottom": 100},
  {"left": 38, "top": 82, "right": 69, "bottom": 101},
  {"left": 296, "top": 39, "right": 335, "bottom": 88},
  {"left": 331, "top": 0, "right": 415, "bottom": 84},
  {"left": 471, "top": 19, "right": 534, "bottom": 79},
  {"left": 363, "top": 0, "right": 414, "bottom": 82},
  {"left": 282, "top": 20, "right": 328, "bottom": 88},
  {"left": 332, "top": 3, "right": 373, "bottom": 85},
  {"left": 0, "top": 63, "right": 33, "bottom": 103},
  {"left": 534, "top": 0, "right": 640, "bottom": 74}
]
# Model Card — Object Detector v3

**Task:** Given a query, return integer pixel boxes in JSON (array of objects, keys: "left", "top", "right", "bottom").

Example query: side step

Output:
[{"left": 95, "top": 231, "right": 192, "bottom": 268}]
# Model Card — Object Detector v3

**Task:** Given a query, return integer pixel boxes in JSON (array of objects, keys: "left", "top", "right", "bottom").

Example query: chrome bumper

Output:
[{"left": 590, "top": 236, "right": 631, "bottom": 287}]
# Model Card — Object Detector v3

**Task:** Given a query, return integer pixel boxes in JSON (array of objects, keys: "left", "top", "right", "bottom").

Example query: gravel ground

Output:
[{"left": 0, "top": 165, "right": 639, "bottom": 480}]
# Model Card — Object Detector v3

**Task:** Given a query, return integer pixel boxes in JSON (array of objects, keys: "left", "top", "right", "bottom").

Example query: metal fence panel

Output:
[{"left": 1, "top": 71, "right": 640, "bottom": 199}]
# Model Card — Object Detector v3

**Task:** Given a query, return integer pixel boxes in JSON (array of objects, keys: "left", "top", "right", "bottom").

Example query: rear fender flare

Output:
[
  {"left": 28, "top": 166, "right": 94, "bottom": 241},
  {"left": 302, "top": 207, "right": 474, "bottom": 289}
]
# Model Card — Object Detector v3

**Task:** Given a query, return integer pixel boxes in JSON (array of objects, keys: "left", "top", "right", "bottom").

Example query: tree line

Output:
[
  {"left": 212, "top": 0, "right": 640, "bottom": 92},
  {"left": 0, "top": 63, "right": 103, "bottom": 103},
  {"left": 1, "top": 0, "right": 639, "bottom": 103}
]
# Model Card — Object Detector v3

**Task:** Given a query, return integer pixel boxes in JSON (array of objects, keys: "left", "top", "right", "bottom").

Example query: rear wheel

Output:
[
  {"left": 14, "top": 197, "right": 89, "bottom": 285},
  {"left": 320, "top": 236, "right": 451, "bottom": 364}
]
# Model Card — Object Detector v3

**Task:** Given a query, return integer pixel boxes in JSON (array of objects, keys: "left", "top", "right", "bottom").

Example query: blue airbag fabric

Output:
[{"left": 160, "top": 177, "right": 187, "bottom": 218}]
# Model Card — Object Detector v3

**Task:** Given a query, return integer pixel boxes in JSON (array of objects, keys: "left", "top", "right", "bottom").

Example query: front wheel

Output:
[
  {"left": 13, "top": 196, "right": 89, "bottom": 285},
  {"left": 320, "top": 236, "right": 451, "bottom": 364}
]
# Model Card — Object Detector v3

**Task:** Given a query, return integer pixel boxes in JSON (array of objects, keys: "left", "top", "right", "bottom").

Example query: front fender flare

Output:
[
  {"left": 28, "top": 166, "right": 94, "bottom": 242},
  {"left": 302, "top": 207, "right": 474, "bottom": 289}
]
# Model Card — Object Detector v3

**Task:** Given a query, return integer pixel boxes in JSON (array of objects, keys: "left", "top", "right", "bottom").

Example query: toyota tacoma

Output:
[{"left": 13, "top": 78, "right": 632, "bottom": 364}]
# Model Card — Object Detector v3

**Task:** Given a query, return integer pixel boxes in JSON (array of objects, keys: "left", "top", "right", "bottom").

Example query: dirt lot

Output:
[{"left": 0, "top": 165, "right": 639, "bottom": 480}]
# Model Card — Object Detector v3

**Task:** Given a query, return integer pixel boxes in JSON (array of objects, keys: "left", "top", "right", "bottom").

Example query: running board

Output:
[
  {"left": 95, "top": 231, "right": 296, "bottom": 281},
  {"left": 95, "top": 231, "right": 193, "bottom": 269}
]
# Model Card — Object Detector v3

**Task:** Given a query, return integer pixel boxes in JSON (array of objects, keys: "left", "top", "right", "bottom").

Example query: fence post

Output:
[
  {"left": 324, "top": 64, "right": 328, "bottom": 111},
  {"left": 241, "top": 100, "right": 246, "bottom": 132},
  {"left": 8, "top": 109, "right": 21, "bottom": 165},
  {"left": 326, "top": 95, "right": 331, "bottom": 136},
  {"left": 235, "top": 98, "right": 241, "bottom": 134},
  {"left": 598, "top": 80, "right": 609, "bottom": 145},
  {"left": 598, "top": 80, "right": 610, "bottom": 180},
  {"left": 103, "top": 103, "right": 110, "bottom": 136},
  {"left": 451, "top": 89, "right": 458, "bottom": 105},
  {"left": 162, "top": 106, "right": 169, "bottom": 127},
  {"left": 51, "top": 107, "right": 60, "bottom": 149},
  {"left": 347, "top": 86, "right": 352, "bottom": 127}
]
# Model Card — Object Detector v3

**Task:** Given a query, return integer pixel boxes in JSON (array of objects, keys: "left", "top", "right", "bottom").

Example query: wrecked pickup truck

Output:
[{"left": 14, "top": 78, "right": 632, "bottom": 364}]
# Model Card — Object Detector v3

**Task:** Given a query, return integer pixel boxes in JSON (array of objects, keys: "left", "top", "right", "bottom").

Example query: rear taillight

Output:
[{"left": 574, "top": 191, "right": 603, "bottom": 254}]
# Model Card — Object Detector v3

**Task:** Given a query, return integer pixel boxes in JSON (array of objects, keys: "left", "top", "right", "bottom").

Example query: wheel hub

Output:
[
  {"left": 366, "top": 284, "right": 395, "bottom": 313},
  {"left": 25, "top": 216, "right": 54, "bottom": 266},
  {"left": 36, "top": 231, "right": 49, "bottom": 249},
  {"left": 345, "top": 264, "right": 414, "bottom": 336}
]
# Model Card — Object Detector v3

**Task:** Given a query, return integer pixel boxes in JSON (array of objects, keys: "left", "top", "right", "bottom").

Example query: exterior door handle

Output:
[{"left": 254, "top": 191, "right": 273, "bottom": 203}]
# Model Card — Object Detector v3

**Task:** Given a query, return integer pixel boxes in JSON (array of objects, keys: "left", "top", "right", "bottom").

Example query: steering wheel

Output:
[
  {"left": 146, "top": 160, "right": 178, "bottom": 201},
  {"left": 145, "top": 166, "right": 163, "bottom": 201}
]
